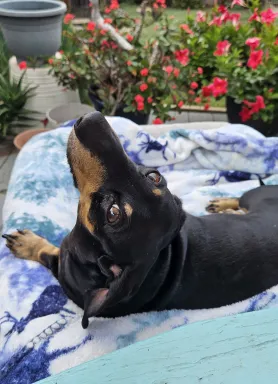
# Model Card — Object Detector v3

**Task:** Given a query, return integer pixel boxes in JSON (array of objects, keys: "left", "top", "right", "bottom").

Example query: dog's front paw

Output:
[
  {"left": 206, "top": 198, "right": 239, "bottom": 213},
  {"left": 2, "top": 229, "right": 47, "bottom": 261}
]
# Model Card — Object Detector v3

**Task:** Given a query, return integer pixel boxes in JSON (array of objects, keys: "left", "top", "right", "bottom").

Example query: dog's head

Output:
[{"left": 67, "top": 112, "right": 184, "bottom": 327}]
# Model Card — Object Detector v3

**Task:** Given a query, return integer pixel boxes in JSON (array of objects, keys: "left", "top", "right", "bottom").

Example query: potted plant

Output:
[
  {"left": 173, "top": 0, "right": 278, "bottom": 136},
  {"left": 0, "top": 0, "right": 67, "bottom": 60},
  {"left": 48, "top": 0, "right": 189, "bottom": 124}
]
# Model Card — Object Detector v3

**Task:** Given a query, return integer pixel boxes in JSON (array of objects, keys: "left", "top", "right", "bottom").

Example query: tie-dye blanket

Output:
[{"left": 1, "top": 117, "right": 278, "bottom": 384}]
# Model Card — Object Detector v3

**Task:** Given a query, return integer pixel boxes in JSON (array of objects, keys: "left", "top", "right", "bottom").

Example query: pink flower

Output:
[
  {"left": 104, "top": 18, "right": 112, "bottom": 24},
  {"left": 127, "top": 60, "right": 132, "bottom": 66},
  {"left": 214, "top": 40, "right": 231, "bottom": 56},
  {"left": 153, "top": 118, "right": 163, "bottom": 124},
  {"left": 244, "top": 96, "right": 265, "bottom": 114},
  {"left": 190, "top": 82, "right": 198, "bottom": 90},
  {"left": 140, "top": 68, "right": 149, "bottom": 76},
  {"left": 164, "top": 65, "right": 173, "bottom": 75},
  {"left": 18, "top": 61, "right": 27, "bottom": 70},
  {"left": 204, "top": 103, "right": 210, "bottom": 111},
  {"left": 231, "top": 0, "right": 246, "bottom": 7},
  {"left": 196, "top": 11, "right": 206, "bottom": 22},
  {"left": 188, "top": 90, "right": 195, "bottom": 95},
  {"left": 140, "top": 83, "right": 148, "bottom": 92},
  {"left": 195, "top": 97, "right": 202, "bottom": 104},
  {"left": 174, "top": 49, "right": 190, "bottom": 66},
  {"left": 178, "top": 101, "right": 184, "bottom": 108},
  {"left": 147, "top": 97, "right": 153, "bottom": 104},
  {"left": 247, "top": 50, "right": 263, "bottom": 70},
  {"left": 275, "top": 37, "right": 278, "bottom": 46},
  {"left": 87, "top": 21, "right": 96, "bottom": 31},
  {"left": 137, "top": 102, "right": 145, "bottom": 111},
  {"left": 48, "top": 58, "right": 54, "bottom": 65},
  {"left": 261, "top": 8, "right": 278, "bottom": 25},
  {"left": 228, "top": 13, "right": 241, "bottom": 27},
  {"left": 64, "top": 13, "right": 75, "bottom": 24},
  {"left": 173, "top": 68, "right": 180, "bottom": 78},
  {"left": 210, "top": 78, "right": 228, "bottom": 97},
  {"left": 197, "top": 67, "right": 203, "bottom": 75},
  {"left": 134, "top": 95, "right": 144, "bottom": 103},
  {"left": 245, "top": 37, "right": 261, "bottom": 51},
  {"left": 180, "top": 24, "right": 193, "bottom": 35},
  {"left": 202, "top": 85, "right": 213, "bottom": 97},
  {"left": 126, "top": 34, "right": 134, "bottom": 42},
  {"left": 249, "top": 9, "right": 260, "bottom": 22},
  {"left": 209, "top": 16, "right": 223, "bottom": 27}
]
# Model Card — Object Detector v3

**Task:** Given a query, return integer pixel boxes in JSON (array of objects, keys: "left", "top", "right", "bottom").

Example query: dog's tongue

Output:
[{"left": 74, "top": 111, "right": 131, "bottom": 174}]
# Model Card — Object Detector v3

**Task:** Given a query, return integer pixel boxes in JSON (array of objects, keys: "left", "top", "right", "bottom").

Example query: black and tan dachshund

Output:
[{"left": 3, "top": 112, "right": 278, "bottom": 329}]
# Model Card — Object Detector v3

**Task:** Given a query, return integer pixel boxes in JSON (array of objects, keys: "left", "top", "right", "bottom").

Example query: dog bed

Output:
[{"left": 1, "top": 117, "right": 278, "bottom": 383}]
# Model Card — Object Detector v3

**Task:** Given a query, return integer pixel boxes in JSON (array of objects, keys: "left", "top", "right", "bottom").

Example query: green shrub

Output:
[{"left": 171, "top": 0, "right": 202, "bottom": 9}]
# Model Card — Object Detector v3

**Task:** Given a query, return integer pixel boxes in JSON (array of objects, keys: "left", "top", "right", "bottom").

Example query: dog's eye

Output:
[
  {"left": 107, "top": 204, "right": 121, "bottom": 224},
  {"left": 147, "top": 172, "right": 162, "bottom": 185}
]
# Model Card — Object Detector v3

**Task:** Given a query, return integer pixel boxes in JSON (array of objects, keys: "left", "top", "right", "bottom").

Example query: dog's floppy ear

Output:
[{"left": 82, "top": 288, "right": 109, "bottom": 328}]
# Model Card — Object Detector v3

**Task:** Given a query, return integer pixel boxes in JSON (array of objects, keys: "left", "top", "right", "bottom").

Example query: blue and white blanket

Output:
[{"left": 1, "top": 117, "right": 278, "bottom": 383}]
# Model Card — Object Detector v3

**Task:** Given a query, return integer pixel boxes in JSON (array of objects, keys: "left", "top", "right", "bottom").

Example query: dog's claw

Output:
[
  {"left": 17, "top": 229, "right": 25, "bottom": 235},
  {"left": 2, "top": 234, "right": 18, "bottom": 241}
]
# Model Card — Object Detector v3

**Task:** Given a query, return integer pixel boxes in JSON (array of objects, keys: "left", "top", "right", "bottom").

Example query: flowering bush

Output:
[
  {"left": 174, "top": 0, "right": 278, "bottom": 123},
  {"left": 49, "top": 0, "right": 189, "bottom": 122}
]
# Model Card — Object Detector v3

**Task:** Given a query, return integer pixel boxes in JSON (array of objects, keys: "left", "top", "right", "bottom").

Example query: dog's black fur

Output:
[{"left": 4, "top": 112, "right": 278, "bottom": 329}]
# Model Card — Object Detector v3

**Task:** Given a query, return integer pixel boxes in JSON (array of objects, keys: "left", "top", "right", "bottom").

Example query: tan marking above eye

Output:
[
  {"left": 124, "top": 203, "right": 133, "bottom": 217},
  {"left": 68, "top": 129, "right": 106, "bottom": 233},
  {"left": 152, "top": 188, "right": 162, "bottom": 196}
]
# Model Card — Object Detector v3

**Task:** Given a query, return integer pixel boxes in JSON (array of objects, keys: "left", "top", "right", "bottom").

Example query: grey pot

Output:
[{"left": 0, "top": 0, "right": 67, "bottom": 60}]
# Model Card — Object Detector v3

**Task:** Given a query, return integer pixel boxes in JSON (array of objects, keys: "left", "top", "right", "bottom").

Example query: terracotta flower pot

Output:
[{"left": 13, "top": 128, "right": 50, "bottom": 150}]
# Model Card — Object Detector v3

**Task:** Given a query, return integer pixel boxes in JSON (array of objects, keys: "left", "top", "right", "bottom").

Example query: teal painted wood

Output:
[{"left": 39, "top": 307, "right": 278, "bottom": 384}]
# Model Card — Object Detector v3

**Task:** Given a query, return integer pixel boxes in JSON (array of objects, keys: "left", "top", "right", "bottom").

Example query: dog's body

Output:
[{"left": 4, "top": 112, "right": 278, "bottom": 328}]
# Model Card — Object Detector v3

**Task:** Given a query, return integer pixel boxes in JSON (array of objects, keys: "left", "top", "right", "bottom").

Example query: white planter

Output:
[
  {"left": 9, "top": 56, "right": 80, "bottom": 127},
  {"left": 46, "top": 103, "right": 95, "bottom": 128}
]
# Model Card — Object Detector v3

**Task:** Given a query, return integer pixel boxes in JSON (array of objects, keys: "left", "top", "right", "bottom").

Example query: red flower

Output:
[
  {"left": 174, "top": 49, "right": 190, "bottom": 66},
  {"left": 244, "top": 96, "right": 265, "bottom": 114},
  {"left": 48, "top": 58, "right": 54, "bottom": 65},
  {"left": 173, "top": 68, "right": 180, "bottom": 78},
  {"left": 18, "top": 61, "right": 27, "bottom": 70},
  {"left": 218, "top": 5, "right": 227, "bottom": 14},
  {"left": 134, "top": 95, "right": 144, "bottom": 103},
  {"left": 100, "top": 29, "right": 107, "bottom": 35},
  {"left": 126, "top": 34, "right": 134, "bottom": 42},
  {"left": 275, "top": 37, "right": 278, "bottom": 46},
  {"left": 214, "top": 40, "right": 231, "bottom": 56},
  {"left": 196, "top": 11, "right": 206, "bottom": 22},
  {"left": 137, "top": 102, "right": 145, "bottom": 111},
  {"left": 245, "top": 37, "right": 261, "bottom": 51},
  {"left": 188, "top": 90, "right": 195, "bottom": 95},
  {"left": 140, "top": 68, "right": 149, "bottom": 76},
  {"left": 157, "top": 0, "right": 167, "bottom": 8},
  {"left": 202, "top": 85, "right": 212, "bottom": 97},
  {"left": 104, "top": 18, "right": 112, "bottom": 24},
  {"left": 231, "top": 0, "right": 246, "bottom": 7},
  {"left": 261, "top": 8, "right": 278, "bottom": 25},
  {"left": 228, "top": 13, "right": 241, "bottom": 26},
  {"left": 249, "top": 9, "right": 260, "bottom": 22},
  {"left": 164, "top": 65, "right": 173, "bottom": 75},
  {"left": 195, "top": 97, "right": 201, "bottom": 104},
  {"left": 87, "top": 21, "right": 96, "bottom": 31},
  {"left": 147, "top": 97, "right": 153, "bottom": 104},
  {"left": 210, "top": 78, "right": 228, "bottom": 97},
  {"left": 64, "top": 13, "right": 75, "bottom": 24},
  {"left": 153, "top": 118, "right": 163, "bottom": 124},
  {"left": 190, "top": 82, "right": 198, "bottom": 90},
  {"left": 104, "top": 7, "right": 111, "bottom": 14},
  {"left": 110, "top": 0, "right": 119, "bottom": 10},
  {"left": 180, "top": 24, "right": 193, "bottom": 35},
  {"left": 178, "top": 101, "right": 184, "bottom": 108},
  {"left": 140, "top": 83, "right": 148, "bottom": 92},
  {"left": 197, "top": 67, "right": 203, "bottom": 75},
  {"left": 127, "top": 60, "right": 132, "bottom": 66},
  {"left": 247, "top": 50, "right": 263, "bottom": 70},
  {"left": 239, "top": 107, "right": 252, "bottom": 122},
  {"left": 204, "top": 104, "right": 210, "bottom": 111}
]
